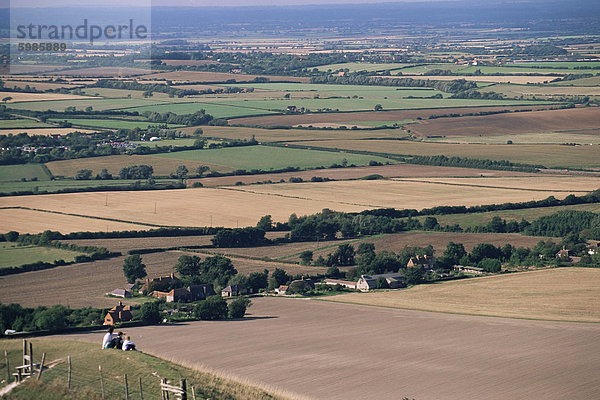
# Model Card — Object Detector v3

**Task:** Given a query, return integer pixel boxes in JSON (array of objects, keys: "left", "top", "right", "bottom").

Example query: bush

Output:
[
  {"left": 228, "top": 297, "right": 251, "bottom": 318},
  {"left": 139, "top": 301, "right": 161, "bottom": 324},
  {"left": 195, "top": 296, "right": 228, "bottom": 320}
]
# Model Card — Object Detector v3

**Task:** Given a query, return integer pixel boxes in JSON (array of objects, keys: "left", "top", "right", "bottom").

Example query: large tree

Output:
[
  {"left": 174, "top": 255, "right": 202, "bottom": 277},
  {"left": 123, "top": 254, "right": 147, "bottom": 284}
]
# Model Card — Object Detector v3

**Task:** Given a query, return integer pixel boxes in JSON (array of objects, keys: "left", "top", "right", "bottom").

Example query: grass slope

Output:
[
  {"left": 1, "top": 339, "right": 293, "bottom": 400},
  {"left": 0, "top": 242, "right": 84, "bottom": 269}
]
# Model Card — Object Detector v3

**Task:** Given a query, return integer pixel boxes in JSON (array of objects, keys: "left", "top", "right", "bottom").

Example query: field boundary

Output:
[{"left": 392, "top": 178, "right": 593, "bottom": 193}]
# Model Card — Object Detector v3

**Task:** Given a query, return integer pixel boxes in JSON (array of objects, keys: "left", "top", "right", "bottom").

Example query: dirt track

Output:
[{"left": 65, "top": 297, "right": 600, "bottom": 400}]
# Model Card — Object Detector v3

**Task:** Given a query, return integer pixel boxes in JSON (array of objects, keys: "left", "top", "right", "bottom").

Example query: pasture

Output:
[
  {"left": 66, "top": 297, "right": 600, "bottom": 400},
  {"left": 49, "top": 118, "right": 185, "bottom": 130},
  {"left": 141, "top": 71, "right": 310, "bottom": 83},
  {"left": 0, "top": 242, "right": 84, "bottom": 269},
  {"left": 314, "top": 62, "right": 413, "bottom": 72},
  {"left": 0, "top": 127, "right": 99, "bottom": 136},
  {"left": 387, "top": 75, "right": 557, "bottom": 84},
  {"left": 0, "top": 164, "right": 52, "bottom": 182},
  {"left": 0, "top": 119, "right": 54, "bottom": 129},
  {"left": 0, "top": 91, "right": 94, "bottom": 103},
  {"left": 151, "top": 145, "right": 396, "bottom": 171},
  {"left": 0, "top": 178, "right": 180, "bottom": 194},
  {"left": 327, "top": 267, "right": 600, "bottom": 322},
  {"left": 480, "top": 83, "right": 600, "bottom": 97},
  {"left": 295, "top": 139, "right": 600, "bottom": 169}
]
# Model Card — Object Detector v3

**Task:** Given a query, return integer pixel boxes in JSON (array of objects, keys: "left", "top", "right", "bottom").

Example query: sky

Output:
[{"left": 12, "top": 0, "right": 457, "bottom": 7}]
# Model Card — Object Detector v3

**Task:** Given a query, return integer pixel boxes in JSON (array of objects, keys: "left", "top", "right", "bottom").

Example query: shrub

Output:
[
  {"left": 195, "top": 296, "right": 228, "bottom": 320},
  {"left": 228, "top": 297, "right": 251, "bottom": 319}
]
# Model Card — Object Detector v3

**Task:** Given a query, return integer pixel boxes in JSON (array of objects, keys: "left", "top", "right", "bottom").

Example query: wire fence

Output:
[{"left": 2, "top": 347, "right": 200, "bottom": 400}]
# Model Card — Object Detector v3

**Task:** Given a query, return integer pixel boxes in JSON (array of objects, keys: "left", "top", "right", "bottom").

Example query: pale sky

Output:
[{"left": 12, "top": 0, "right": 458, "bottom": 7}]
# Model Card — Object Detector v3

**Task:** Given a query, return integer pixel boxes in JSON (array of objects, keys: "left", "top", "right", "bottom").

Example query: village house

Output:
[
  {"left": 356, "top": 273, "right": 405, "bottom": 291},
  {"left": 153, "top": 287, "right": 191, "bottom": 302},
  {"left": 140, "top": 273, "right": 180, "bottom": 293},
  {"left": 221, "top": 284, "right": 248, "bottom": 297},
  {"left": 556, "top": 246, "right": 570, "bottom": 259},
  {"left": 324, "top": 279, "right": 357, "bottom": 289},
  {"left": 104, "top": 301, "right": 133, "bottom": 325},
  {"left": 407, "top": 255, "right": 436, "bottom": 270},
  {"left": 587, "top": 242, "right": 598, "bottom": 255},
  {"left": 110, "top": 288, "right": 131, "bottom": 298},
  {"left": 188, "top": 284, "right": 215, "bottom": 301},
  {"left": 453, "top": 265, "right": 484, "bottom": 275},
  {"left": 275, "top": 285, "right": 289, "bottom": 295}
]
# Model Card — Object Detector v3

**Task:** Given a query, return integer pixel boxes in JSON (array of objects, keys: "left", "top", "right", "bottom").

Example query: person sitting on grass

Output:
[
  {"left": 102, "top": 326, "right": 117, "bottom": 349},
  {"left": 122, "top": 335, "right": 137, "bottom": 351}
]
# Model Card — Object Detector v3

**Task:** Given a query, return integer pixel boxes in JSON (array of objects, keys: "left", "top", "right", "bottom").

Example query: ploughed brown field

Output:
[
  {"left": 64, "top": 296, "right": 600, "bottom": 400},
  {"left": 229, "top": 105, "right": 551, "bottom": 126},
  {"left": 142, "top": 71, "right": 310, "bottom": 83},
  {"left": 0, "top": 250, "right": 325, "bottom": 308},
  {"left": 189, "top": 164, "right": 536, "bottom": 187},
  {"left": 410, "top": 107, "right": 600, "bottom": 138}
]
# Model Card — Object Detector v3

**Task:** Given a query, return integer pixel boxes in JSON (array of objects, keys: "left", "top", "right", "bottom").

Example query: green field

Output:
[
  {"left": 0, "top": 119, "right": 53, "bottom": 129},
  {"left": 9, "top": 98, "right": 166, "bottom": 112},
  {"left": 416, "top": 203, "right": 600, "bottom": 229},
  {"left": 550, "top": 76, "right": 600, "bottom": 86},
  {"left": 0, "top": 242, "right": 84, "bottom": 268},
  {"left": 511, "top": 61, "right": 600, "bottom": 69},
  {"left": 80, "top": 87, "right": 173, "bottom": 99},
  {"left": 152, "top": 145, "right": 396, "bottom": 170},
  {"left": 315, "top": 62, "right": 414, "bottom": 72},
  {"left": 0, "top": 178, "right": 181, "bottom": 194},
  {"left": 394, "top": 63, "right": 600, "bottom": 76},
  {"left": 290, "top": 139, "right": 600, "bottom": 169},
  {"left": 0, "top": 164, "right": 52, "bottom": 182},
  {"left": 48, "top": 118, "right": 185, "bottom": 130},
  {"left": 126, "top": 102, "right": 279, "bottom": 118}
]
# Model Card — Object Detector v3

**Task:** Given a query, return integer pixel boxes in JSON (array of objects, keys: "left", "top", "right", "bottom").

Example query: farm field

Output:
[
  {"left": 392, "top": 176, "right": 600, "bottom": 193},
  {"left": 125, "top": 102, "right": 279, "bottom": 118},
  {"left": 0, "top": 91, "right": 94, "bottom": 103},
  {"left": 141, "top": 70, "right": 311, "bottom": 83},
  {"left": 0, "top": 250, "right": 326, "bottom": 308},
  {"left": 0, "top": 119, "right": 54, "bottom": 129},
  {"left": 327, "top": 268, "right": 600, "bottom": 322},
  {"left": 190, "top": 164, "right": 536, "bottom": 187},
  {"left": 0, "top": 188, "right": 369, "bottom": 232},
  {"left": 0, "top": 127, "right": 99, "bottom": 136},
  {"left": 7, "top": 97, "right": 165, "bottom": 112},
  {"left": 152, "top": 145, "right": 396, "bottom": 171},
  {"left": 405, "top": 107, "right": 600, "bottom": 138},
  {"left": 200, "top": 231, "right": 554, "bottom": 263},
  {"left": 295, "top": 139, "right": 600, "bottom": 169},
  {"left": 0, "top": 164, "right": 52, "bottom": 181},
  {"left": 426, "top": 203, "right": 600, "bottom": 229},
  {"left": 0, "top": 178, "right": 180, "bottom": 194},
  {"left": 0, "top": 207, "right": 152, "bottom": 234},
  {"left": 393, "top": 63, "right": 600, "bottom": 75},
  {"left": 45, "top": 154, "right": 223, "bottom": 177},
  {"left": 550, "top": 76, "right": 600, "bottom": 86},
  {"left": 2, "top": 80, "right": 81, "bottom": 91},
  {"left": 0, "top": 242, "right": 84, "bottom": 269},
  {"left": 385, "top": 75, "right": 557, "bottom": 84},
  {"left": 429, "top": 131, "right": 600, "bottom": 145},
  {"left": 48, "top": 66, "right": 152, "bottom": 77},
  {"left": 66, "top": 296, "right": 600, "bottom": 400},
  {"left": 48, "top": 118, "right": 185, "bottom": 130},
  {"left": 480, "top": 83, "right": 600, "bottom": 97},
  {"left": 60, "top": 231, "right": 287, "bottom": 253},
  {"left": 222, "top": 178, "right": 594, "bottom": 211},
  {"left": 229, "top": 105, "right": 552, "bottom": 126},
  {"left": 314, "top": 62, "right": 414, "bottom": 72}
]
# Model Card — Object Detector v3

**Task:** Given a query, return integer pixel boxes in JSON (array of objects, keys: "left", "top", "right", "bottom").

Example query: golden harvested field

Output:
[
  {"left": 430, "top": 131, "right": 600, "bottom": 145},
  {"left": 62, "top": 231, "right": 287, "bottom": 253},
  {"left": 393, "top": 176, "right": 600, "bottom": 192},
  {"left": 481, "top": 83, "right": 600, "bottom": 97},
  {"left": 297, "top": 139, "right": 600, "bottom": 169},
  {"left": 409, "top": 107, "right": 600, "bottom": 138},
  {"left": 0, "top": 91, "right": 94, "bottom": 102},
  {"left": 3, "top": 80, "right": 81, "bottom": 91},
  {"left": 327, "top": 268, "right": 600, "bottom": 322},
  {"left": 0, "top": 208, "right": 150, "bottom": 234},
  {"left": 48, "top": 67, "right": 151, "bottom": 77},
  {"left": 67, "top": 297, "right": 600, "bottom": 400},
  {"left": 0, "top": 188, "right": 368, "bottom": 232},
  {"left": 223, "top": 177, "right": 594, "bottom": 210},
  {"left": 0, "top": 251, "right": 325, "bottom": 308},
  {"left": 46, "top": 154, "right": 228, "bottom": 177},
  {"left": 190, "top": 164, "right": 535, "bottom": 187},
  {"left": 230, "top": 105, "right": 550, "bottom": 126},
  {"left": 142, "top": 71, "right": 310, "bottom": 83}
]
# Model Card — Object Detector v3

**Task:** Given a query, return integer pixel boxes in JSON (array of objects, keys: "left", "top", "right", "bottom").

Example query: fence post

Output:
[
  {"left": 22, "top": 339, "right": 27, "bottom": 366},
  {"left": 4, "top": 350, "right": 10, "bottom": 383},
  {"left": 161, "top": 378, "right": 167, "bottom": 400},
  {"left": 191, "top": 385, "right": 197, "bottom": 400},
  {"left": 181, "top": 379, "right": 187, "bottom": 400},
  {"left": 139, "top": 376, "right": 144, "bottom": 400},
  {"left": 37, "top": 353, "right": 46, "bottom": 381},
  {"left": 99, "top": 365, "right": 105, "bottom": 399},
  {"left": 67, "top": 355, "right": 71, "bottom": 389},
  {"left": 29, "top": 342, "right": 34, "bottom": 376},
  {"left": 124, "top": 373, "right": 129, "bottom": 400}
]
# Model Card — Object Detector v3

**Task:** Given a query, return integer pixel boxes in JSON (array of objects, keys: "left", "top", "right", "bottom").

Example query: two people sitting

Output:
[{"left": 102, "top": 326, "right": 137, "bottom": 351}]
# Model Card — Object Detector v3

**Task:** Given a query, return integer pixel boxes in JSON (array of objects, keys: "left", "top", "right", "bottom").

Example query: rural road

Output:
[{"left": 65, "top": 297, "right": 600, "bottom": 400}]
